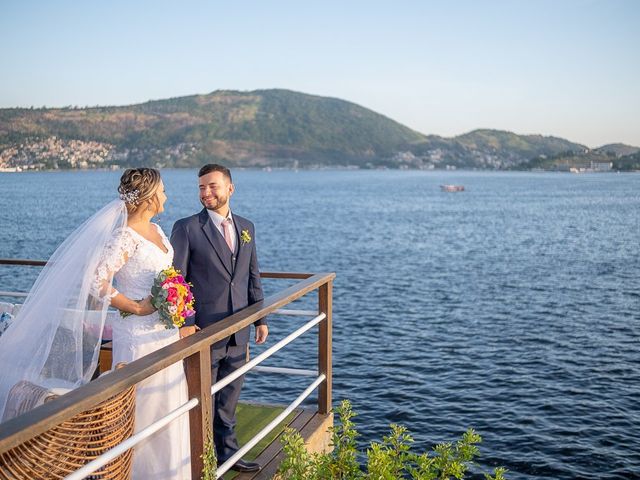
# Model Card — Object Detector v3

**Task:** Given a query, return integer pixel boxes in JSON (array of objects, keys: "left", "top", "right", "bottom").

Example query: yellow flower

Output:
[
  {"left": 241, "top": 229, "right": 252, "bottom": 245},
  {"left": 165, "top": 266, "right": 178, "bottom": 277}
]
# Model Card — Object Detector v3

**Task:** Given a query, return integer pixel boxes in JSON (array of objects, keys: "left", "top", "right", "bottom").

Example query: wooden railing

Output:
[{"left": 0, "top": 259, "right": 334, "bottom": 478}]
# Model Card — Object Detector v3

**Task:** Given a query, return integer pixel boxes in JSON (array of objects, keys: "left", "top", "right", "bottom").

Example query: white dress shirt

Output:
[{"left": 207, "top": 209, "right": 237, "bottom": 252}]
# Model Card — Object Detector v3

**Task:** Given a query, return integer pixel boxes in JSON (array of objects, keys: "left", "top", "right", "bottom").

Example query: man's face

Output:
[{"left": 199, "top": 171, "right": 233, "bottom": 211}]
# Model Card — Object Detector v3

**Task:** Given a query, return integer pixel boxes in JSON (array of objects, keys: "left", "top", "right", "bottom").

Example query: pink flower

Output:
[{"left": 167, "top": 287, "right": 178, "bottom": 303}]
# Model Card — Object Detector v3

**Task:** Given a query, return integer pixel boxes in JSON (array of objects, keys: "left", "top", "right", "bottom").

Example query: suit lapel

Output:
[
  {"left": 232, "top": 216, "right": 249, "bottom": 279},
  {"left": 199, "top": 209, "right": 233, "bottom": 276}
]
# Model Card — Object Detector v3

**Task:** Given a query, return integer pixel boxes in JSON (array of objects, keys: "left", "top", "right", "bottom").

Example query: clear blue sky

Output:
[{"left": 1, "top": 0, "right": 638, "bottom": 147}]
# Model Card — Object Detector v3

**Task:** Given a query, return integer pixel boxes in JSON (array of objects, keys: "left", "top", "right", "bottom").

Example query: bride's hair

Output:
[{"left": 118, "top": 168, "right": 162, "bottom": 214}]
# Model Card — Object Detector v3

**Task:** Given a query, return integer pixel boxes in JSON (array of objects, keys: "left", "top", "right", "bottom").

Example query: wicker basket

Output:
[{"left": 0, "top": 380, "right": 136, "bottom": 479}]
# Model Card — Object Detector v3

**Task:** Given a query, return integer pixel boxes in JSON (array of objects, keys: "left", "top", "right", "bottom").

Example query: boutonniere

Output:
[{"left": 241, "top": 229, "right": 252, "bottom": 245}]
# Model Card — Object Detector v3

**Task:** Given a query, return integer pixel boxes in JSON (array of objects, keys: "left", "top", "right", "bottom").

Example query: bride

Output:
[{"left": 0, "top": 168, "right": 192, "bottom": 480}]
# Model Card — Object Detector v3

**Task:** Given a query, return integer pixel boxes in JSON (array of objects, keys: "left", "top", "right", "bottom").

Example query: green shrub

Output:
[
  {"left": 201, "top": 433, "right": 217, "bottom": 480},
  {"left": 279, "top": 400, "right": 507, "bottom": 480}
]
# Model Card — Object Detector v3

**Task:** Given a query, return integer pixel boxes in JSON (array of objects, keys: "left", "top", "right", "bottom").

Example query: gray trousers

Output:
[{"left": 211, "top": 343, "right": 247, "bottom": 462}]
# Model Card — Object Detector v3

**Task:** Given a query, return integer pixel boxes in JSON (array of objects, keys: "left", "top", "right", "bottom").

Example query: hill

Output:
[
  {"left": 594, "top": 143, "right": 640, "bottom": 157},
  {"left": 612, "top": 152, "right": 640, "bottom": 171},
  {"left": 0, "top": 89, "right": 636, "bottom": 170},
  {"left": 450, "top": 129, "right": 586, "bottom": 169},
  {"left": 514, "top": 149, "right": 640, "bottom": 172},
  {"left": 0, "top": 89, "right": 427, "bottom": 168}
]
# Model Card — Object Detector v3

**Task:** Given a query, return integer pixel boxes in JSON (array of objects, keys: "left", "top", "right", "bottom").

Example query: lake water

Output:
[{"left": 1, "top": 169, "right": 639, "bottom": 479}]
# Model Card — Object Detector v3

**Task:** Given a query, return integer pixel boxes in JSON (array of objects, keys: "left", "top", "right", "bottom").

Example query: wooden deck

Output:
[{"left": 229, "top": 403, "right": 333, "bottom": 480}]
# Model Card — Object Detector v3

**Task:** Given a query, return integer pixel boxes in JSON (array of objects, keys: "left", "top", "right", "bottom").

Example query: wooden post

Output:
[
  {"left": 185, "top": 347, "right": 213, "bottom": 478},
  {"left": 318, "top": 280, "right": 333, "bottom": 415}
]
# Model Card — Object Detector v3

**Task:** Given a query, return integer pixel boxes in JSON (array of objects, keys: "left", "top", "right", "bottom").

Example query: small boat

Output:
[{"left": 440, "top": 184, "right": 465, "bottom": 192}]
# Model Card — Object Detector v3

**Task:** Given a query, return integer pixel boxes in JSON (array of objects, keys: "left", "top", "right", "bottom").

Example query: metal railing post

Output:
[
  {"left": 318, "top": 280, "right": 333, "bottom": 414},
  {"left": 185, "top": 347, "right": 213, "bottom": 478}
]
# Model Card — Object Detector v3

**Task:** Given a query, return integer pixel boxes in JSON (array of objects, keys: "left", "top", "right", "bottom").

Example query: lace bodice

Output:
[
  {"left": 93, "top": 224, "right": 173, "bottom": 332},
  {"left": 113, "top": 226, "right": 173, "bottom": 300},
  {"left": 94, "top": 224, "right": 173, "bottom": 299}
]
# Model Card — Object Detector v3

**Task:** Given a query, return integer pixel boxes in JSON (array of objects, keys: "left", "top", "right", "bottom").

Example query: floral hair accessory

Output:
[{"left": 119, "top": 189, "right": 140, "bottom": 205}]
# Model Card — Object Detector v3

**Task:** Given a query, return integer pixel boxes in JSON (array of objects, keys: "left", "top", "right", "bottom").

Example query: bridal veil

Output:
[{"left": 0, "top": 199, "right": 128, "bottom": 421}]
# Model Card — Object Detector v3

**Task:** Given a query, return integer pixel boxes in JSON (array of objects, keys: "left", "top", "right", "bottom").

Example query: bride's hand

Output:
[{"left": 136, "top": 296, "right": 156, "bottom": 316}]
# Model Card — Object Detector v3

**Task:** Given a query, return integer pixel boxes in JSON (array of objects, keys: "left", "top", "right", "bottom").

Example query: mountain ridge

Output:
[{"left": 0, "top": 89, "right": 637, "bottom": 170}]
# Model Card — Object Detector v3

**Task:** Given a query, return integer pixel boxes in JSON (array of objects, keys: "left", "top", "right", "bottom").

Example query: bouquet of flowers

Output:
[{"left": 150, "top": 266, "right": 195, "bottom": 329}]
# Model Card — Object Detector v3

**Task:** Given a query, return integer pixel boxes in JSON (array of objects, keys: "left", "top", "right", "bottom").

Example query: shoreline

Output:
[{"left": 1, "top": 166, "right": 638, "bottom": 174}]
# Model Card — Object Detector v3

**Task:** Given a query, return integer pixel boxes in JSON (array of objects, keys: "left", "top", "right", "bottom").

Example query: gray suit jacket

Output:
[{"left": 170, "top": 209, "right": 266, "bottom": 347}]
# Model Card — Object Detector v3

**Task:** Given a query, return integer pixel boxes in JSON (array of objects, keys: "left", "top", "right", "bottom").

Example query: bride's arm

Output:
[
  {"left": 91, "top": 229, "right": 156, "bottom": 316},
  {"left": 93, "top": 269, "right": 154, "bottom": 316},
  {"left": 110, "top": 294, "right": 155, "bottom": 316}
]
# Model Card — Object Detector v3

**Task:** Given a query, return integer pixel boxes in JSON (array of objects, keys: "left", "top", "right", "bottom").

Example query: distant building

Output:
[{"left": 590, "top": 161, "right": 613, "bottom": 171}]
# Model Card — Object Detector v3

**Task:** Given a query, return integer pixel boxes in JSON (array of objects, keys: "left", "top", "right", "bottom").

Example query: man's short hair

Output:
[{"left": 198, "top": 164, "right": 232, "bottom": 183}]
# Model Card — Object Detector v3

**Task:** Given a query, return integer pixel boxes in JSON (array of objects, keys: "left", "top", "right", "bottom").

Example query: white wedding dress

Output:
[{"left": 99, "top": 224, "right": 191, "bottom": 480}]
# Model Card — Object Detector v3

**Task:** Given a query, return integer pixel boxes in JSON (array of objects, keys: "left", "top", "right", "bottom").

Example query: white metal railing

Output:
[
  {"left": 0, "top": 296, "right": 320, "bottom": 307},
  {"left": 0, "top": 291, "right": 28, "bottom": 297},
  {"left": 273, "top": 308, "right": 318, "bottom": 316},
  {"left": 59, "top": 310, "right": 325, "bottom": 480},
  {"left": 253, "top": 366, "right": 317, "bottom": 376},
  {"left": 215, "top": 374, "right": 326, "bottom": 478},
  {"left": 0, "top": 298, "right": 322, "bottom": 311},
  {"left": 212, "top": 313, "right": 325, "bottom": 394}
]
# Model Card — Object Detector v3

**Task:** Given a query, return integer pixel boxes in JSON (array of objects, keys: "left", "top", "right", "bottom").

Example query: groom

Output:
[{"left": 171, "top": 164, "right": 268, "bottom": 473}]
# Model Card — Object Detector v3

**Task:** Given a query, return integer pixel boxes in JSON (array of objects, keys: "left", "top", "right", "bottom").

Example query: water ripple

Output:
[{"left": 1, "top": 170, "right": 639, "bottom": 479}]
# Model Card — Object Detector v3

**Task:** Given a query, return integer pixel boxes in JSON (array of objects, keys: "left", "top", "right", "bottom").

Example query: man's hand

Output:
[
  {"left": 255, "top": 325, "right": 268, "bottom": 344},
  {"left": 179, "top": 325, "right": 200, "bottom": 339}
]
